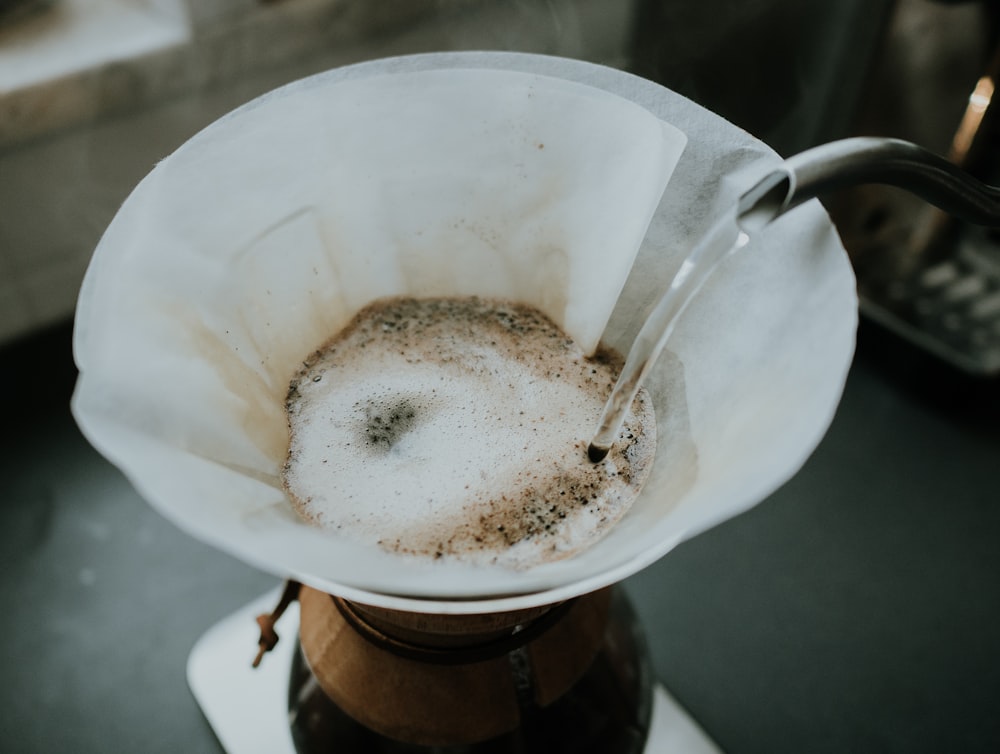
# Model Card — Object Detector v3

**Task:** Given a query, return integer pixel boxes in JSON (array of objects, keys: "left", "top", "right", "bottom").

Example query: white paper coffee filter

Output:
[{"left": 72, "top": 52, "right": 856, "bottom": 613}]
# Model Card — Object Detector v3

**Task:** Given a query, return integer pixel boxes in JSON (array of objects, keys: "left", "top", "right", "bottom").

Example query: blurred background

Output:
[{"left": 1, "top": 1, "right": 999, "bottom": 752}]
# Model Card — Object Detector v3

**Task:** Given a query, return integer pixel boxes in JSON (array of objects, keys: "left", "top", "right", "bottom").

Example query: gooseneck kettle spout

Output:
[{"left": 736, "top": 136, "right": 1000, "bottom": 231}]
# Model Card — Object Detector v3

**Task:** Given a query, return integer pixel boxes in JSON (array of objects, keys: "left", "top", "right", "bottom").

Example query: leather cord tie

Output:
[{"left": 252, "top": 580, "right": 301, "bottom": 668}]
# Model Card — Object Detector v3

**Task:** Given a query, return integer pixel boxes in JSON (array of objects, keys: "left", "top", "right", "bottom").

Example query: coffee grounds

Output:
[{"left": 282, "top": 296, "right": 655, "bottom": 569}]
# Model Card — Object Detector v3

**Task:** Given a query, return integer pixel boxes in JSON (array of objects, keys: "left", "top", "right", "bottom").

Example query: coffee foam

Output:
[{"left": 282, "top": 297, "right": 655, "bottom": 570}]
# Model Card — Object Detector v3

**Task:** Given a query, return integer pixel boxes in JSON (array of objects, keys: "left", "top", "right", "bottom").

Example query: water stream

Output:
[{"left": 588, "top": 209, "right": 751, "bottom": 461}]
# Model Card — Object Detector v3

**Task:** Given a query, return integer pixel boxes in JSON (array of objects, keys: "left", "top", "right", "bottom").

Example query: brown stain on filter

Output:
[{"left": 179, "top": 309, "right": 289, "bottom": 465}]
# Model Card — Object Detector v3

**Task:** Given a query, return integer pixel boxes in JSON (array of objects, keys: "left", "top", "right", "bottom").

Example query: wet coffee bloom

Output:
[{"left": 282, "top": 297, "right": 656, "bottom": 569}]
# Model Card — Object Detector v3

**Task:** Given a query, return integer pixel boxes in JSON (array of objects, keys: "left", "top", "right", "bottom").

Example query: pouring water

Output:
[{"left": 588, "top": 136, "right": 1000, "bottom": 462}]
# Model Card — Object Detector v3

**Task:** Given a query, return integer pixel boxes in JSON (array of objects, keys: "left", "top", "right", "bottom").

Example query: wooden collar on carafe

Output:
[{"left": 254, "top": 580, "right": 612, "bottom": 746}]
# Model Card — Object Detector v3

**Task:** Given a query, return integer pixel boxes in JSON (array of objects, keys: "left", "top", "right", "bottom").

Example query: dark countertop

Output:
[{"left": 2, "top": 320, "right": 998, "bottom": 753}]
